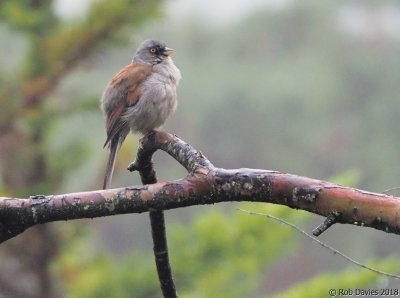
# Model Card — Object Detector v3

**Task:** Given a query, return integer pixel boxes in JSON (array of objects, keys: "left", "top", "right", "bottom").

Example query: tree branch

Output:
[
  {"left": 0, "top": 131, "right": 400, "bottom": 244},
  {"left": 129, "top": 132, "right": 177, "bottom": 297}
]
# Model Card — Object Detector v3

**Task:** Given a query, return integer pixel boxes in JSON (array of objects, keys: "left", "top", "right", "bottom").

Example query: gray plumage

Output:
[
  {"left": 124, "top": 52, "right": 181, "bottom": 133},
  {"left": 101, "top": 39, "right": 181, "bottom": 189}
]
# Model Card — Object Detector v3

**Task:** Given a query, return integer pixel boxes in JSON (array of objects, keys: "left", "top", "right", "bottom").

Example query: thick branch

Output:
[{"left": 0, "top": 132, "right": 400, "bottom": 243}]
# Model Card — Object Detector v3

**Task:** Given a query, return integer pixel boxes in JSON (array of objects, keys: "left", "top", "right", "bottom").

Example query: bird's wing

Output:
[{"left": 102, "top": 63, "right": 152, "bottom": 148}]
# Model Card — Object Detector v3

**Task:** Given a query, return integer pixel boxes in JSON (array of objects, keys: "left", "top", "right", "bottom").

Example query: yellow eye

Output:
[{"left": 149, "top": 48, "right": 156, "bottom": 54}]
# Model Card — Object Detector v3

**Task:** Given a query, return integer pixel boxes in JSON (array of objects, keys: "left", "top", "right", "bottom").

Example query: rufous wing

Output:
[{"left": 102, "top": 63, "right": 152, "bottom": 148}]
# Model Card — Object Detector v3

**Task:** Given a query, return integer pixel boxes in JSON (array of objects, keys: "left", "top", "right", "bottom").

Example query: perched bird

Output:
[{"left": 100, "top": 39, "right": 181, "bottom": 189}]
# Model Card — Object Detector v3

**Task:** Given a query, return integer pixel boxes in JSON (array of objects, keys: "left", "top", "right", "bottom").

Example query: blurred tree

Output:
[
  {"left": 56, "top": 202, "right": 399, "bottom": 298},
  {"left": 0, "top": 0, "right": 163, "bottom": 297},
  {"left": 57, "top": 203, "right": 304, "bottom": 297}
]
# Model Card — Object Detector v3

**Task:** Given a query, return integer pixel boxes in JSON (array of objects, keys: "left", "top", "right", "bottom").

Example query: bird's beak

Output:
[{"left": 162, "top": 47, "right": 174, "bottom": 56}]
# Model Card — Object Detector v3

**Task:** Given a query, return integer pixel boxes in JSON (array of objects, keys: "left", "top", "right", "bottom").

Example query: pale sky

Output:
[
  {"left": 54, "top": 1, "right": 400, "bottom": 38},
  {"left": 166, "top": 0, "right": 290, "bottom": 25},
  {"left": 54, "top": 0, "right": 290, "bottom": 25}
]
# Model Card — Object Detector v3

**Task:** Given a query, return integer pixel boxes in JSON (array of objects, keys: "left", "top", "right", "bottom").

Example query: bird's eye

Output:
[{"left": 149, "top": 48, "right": 156, "bottom": 54}]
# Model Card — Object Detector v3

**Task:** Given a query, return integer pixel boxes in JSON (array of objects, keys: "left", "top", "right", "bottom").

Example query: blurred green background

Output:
[{"left": 1, "top": 0, "right": 400, "bottom": 297}]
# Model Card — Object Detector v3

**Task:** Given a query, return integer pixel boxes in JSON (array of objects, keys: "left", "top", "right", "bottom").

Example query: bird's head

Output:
[{"left": 133, "top": 39, "right": 174, "bottom": 65}]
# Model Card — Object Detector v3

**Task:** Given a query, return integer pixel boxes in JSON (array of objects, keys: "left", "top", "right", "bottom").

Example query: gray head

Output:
[{"left": 133, "top": 39, "right": 174, "bottom": 65}]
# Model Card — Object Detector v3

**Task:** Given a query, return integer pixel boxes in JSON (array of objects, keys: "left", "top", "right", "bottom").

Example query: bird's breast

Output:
[{"left": 123, "top": 62, "right": 181, "bottom": 134}]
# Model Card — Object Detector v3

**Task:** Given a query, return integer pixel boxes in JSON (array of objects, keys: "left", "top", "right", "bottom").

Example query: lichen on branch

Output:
[{"left": 0, "top": 131, "right": 399, "bottom": 244}]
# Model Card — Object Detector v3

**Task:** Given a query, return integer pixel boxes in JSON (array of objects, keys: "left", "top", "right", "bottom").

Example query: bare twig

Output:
[
  {"left": 312, "top": 212, "right": 340, "bottom": 236},
  {"left": 383, "top": 186, "right": 400, "bottom": 195},
  {"left": 237, "top": 208, "right": 400, "bottom": 279}
]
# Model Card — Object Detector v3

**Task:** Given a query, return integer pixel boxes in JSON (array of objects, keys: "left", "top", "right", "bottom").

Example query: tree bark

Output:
[{"left": 0, "top": 131, "right": 399, "bottom": 244}]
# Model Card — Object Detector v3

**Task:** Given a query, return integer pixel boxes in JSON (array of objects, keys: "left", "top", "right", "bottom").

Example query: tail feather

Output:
[{"left": 103, "top": 139, "right": 119, "bottom": 189}]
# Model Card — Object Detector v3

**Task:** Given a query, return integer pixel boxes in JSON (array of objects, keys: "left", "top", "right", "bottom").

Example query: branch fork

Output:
[{"left": 0, "top": 131, "right": 399, "bottom": 244}]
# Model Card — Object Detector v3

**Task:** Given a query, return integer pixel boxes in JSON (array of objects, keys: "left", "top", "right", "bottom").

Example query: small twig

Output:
[
  {"left": 237, "top": 208, "right": 400, "bottom": 280},
  {"left": 383, "top": 186, "right": 400, "bottom": 195},
  {"left": 312, "top": 212, "right": 340, "bottom": 236}
]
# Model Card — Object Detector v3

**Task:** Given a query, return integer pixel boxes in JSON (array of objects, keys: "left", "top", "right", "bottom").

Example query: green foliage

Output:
[
  {"left": 0, "top": 0, "right": 55, "bottom": 33},
  {"left": 59, "top": 252, "right": 159, "bottom": 298},
  {"left": 57, "top": 203, "right": 309, "bottom": 297},
  {"left": 43, "top": 0, "right": 161, "bottom": 75},
  {"left": 171, "top": 203, "right": 305, "bottom": 297},
  {"left": 59, "top": 203, "right": 400, "bottom": 298},
  {"left": 273, "top": 258, "right": 400, "bottom": 298},
  {"left": 54, "top": 223, "right": 159, "bottom": 298}
]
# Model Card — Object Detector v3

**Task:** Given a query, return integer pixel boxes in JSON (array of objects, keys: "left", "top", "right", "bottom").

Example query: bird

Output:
[{"left": 100, "top": 39, "right": 181, "bottom": 189}]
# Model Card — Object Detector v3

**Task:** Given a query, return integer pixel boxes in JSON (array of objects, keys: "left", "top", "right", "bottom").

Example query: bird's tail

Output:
[{"left": 103, "top": 139, "right": 120, "bottom": 189}]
